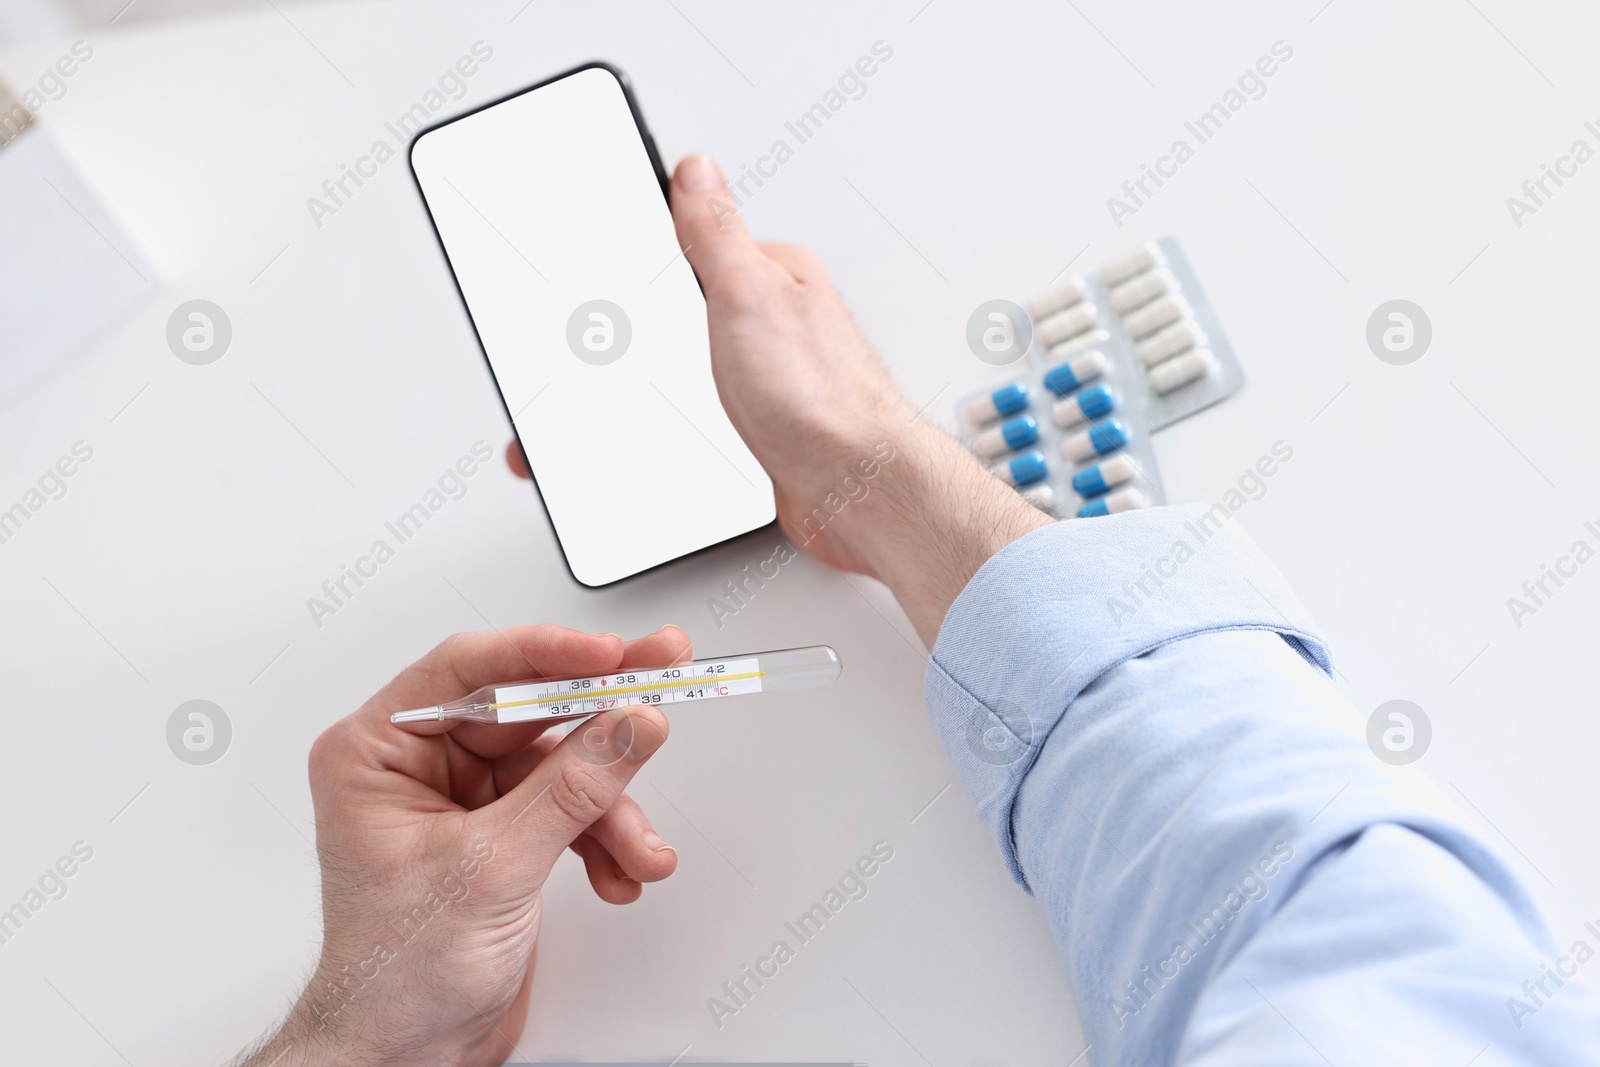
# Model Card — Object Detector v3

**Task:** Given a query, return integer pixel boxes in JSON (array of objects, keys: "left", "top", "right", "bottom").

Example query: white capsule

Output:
[
  {"left": 1148, "top": 349, "right": 1218, "bottom": 394},
  {"left": 1035, "top": 300, "right": 1099, "bottom": 347},
  {"left": 1122, "top": 293, "right": 1192, "bottom": 340},
  {"left": 1020, "top": 484, "right": 1057, "bottom": 513},
  {"left": 1049, "top": 327, "right": 1111, "bottom": 360},
  {"left": 1138, "top": 319, "right": 1206, "bottom": 367},
  {"left": 1025, "top": 276, "right": 1088, "bottom": 321},
  {"left": 1109, "top": 268, "right": 1174, "bottom": 313},
  {"left": 1099, "top": 241, "right": 1162, "bottom": 287}
]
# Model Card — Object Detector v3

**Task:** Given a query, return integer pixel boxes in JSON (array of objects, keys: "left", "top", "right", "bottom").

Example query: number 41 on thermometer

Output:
[{"left": 389, "top": 645, "right": 841, "bottom": 726}]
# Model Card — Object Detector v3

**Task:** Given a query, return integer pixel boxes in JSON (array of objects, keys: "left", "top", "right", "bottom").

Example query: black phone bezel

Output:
[{"left": 406, "top": 61, "right": 777, "bottom": 590}]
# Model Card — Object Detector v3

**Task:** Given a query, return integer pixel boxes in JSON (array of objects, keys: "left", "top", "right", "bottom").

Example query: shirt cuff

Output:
[{"left": 924, "top": 504, "right": 1333, "bottom": 889}]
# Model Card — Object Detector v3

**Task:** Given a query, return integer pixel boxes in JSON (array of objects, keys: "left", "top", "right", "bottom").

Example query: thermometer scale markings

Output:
[
  {"left": 387, "top": 646, "right": 839, "bottom": 726},
  {"left": 490, "top": 657, "right": 766, "bottom": 721},
  {"left": 493, "top": 670, "right": 766, "bottom": 711}
]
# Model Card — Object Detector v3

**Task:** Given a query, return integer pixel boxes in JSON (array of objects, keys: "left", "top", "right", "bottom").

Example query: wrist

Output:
[
  {"left": 239, "top": 969, "right": 474, "bottom": 1067},
  {"left": 237, "top": 1002, "right": 359, "bottom": 1067},
  {"left": 833, "top": 420, "right": 1050, "bottom": 644}
]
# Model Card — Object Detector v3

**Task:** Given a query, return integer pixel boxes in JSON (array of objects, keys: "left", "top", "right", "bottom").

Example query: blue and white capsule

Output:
[
  {"left": 1020, "top": 483, "right": 1057, "bottom": 513},
  {"left": 1051, "top": 383, "right": 1119, "bottom": 430},
  {"left": 1042, "top": 350, "right": 1110, "bottom": 397},
  {"left": 1076, "top": 485, "right": 1148, "bottom": 518},
  {"left": 991, "top": 449, "right": 1048, "bottom": 487},
  {"left": 1060, "top": 417, "right": 1129, "bottom": 463},
  {"left": 1071, "top": 453, "right": 1141, "bottom": 498},
  {"left": 973, "top": 414, "right": 1040, "bottom": 459},
  {"left": 964, "top": 382, "right": 1029, "bottom": 428}
]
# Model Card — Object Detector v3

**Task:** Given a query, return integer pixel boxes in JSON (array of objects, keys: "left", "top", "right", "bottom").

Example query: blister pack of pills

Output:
[
  {"left": 1094, "top": 237, "right": 1244, "bottom": 430},
  {"left": 957, "top": 318, "right": 1166, "bottom": 520},
  {"left": 956, "top": 236, "right": 1242, "bottom": 518}
]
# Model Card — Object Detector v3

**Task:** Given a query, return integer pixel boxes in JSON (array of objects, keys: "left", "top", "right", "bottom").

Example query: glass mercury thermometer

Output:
[{"left": 390, "top": 645, "right": 841, "bottom": 725}]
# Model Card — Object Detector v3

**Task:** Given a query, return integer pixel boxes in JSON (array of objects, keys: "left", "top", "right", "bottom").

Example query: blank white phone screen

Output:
[{"left": 410, "top": 66, "right": 774, "bottom": 586}]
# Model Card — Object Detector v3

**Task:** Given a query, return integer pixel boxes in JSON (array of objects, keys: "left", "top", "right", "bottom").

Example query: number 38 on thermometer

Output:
[{"left": 389, "top": 646, "right": 841, "bottom": 726}]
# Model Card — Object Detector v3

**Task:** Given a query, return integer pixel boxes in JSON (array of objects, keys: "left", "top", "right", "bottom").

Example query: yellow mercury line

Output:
[{"left": 492, "top": 669, "right": 768, "bottom": 711}]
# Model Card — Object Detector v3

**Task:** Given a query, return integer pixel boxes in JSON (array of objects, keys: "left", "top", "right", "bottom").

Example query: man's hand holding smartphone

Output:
[{"left": 512, "top": 155, "right": 1047, "bottom": 642}]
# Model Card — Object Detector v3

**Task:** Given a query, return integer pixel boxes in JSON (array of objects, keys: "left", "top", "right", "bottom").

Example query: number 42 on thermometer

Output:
[{"left": 390, "top": 645, "right": 841, "bottom": 726}]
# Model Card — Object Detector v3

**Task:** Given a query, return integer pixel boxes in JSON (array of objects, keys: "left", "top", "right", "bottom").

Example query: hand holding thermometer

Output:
[{"left": 390, "top": 645, "right": 841, "bottom": 726}]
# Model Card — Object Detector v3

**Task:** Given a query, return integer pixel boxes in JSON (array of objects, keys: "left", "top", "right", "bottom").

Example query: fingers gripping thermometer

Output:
[{"left": 389, "top": 645, "right": 841, "bottom": 726}]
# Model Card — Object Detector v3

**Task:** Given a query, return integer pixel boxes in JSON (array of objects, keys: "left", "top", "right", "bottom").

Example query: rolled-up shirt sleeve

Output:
[{"left": 925, "top": 506, "right": 1600, "bottom": 1065}]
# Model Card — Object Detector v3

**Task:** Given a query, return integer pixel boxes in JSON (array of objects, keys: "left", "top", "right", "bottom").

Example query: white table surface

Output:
[{"left": 3, "top": 1, "right": 1599, "bottom": 1063}]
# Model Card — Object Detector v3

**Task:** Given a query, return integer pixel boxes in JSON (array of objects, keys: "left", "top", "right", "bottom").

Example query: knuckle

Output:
[
  {"left": 306, "top": 724, "right": 346, "bottom": 794},
  {"left": 434, "top": 630, "right": 474, "bottom": 661},
  {"left": 789, "top": 244, "right": 825, "bottom": 272},
  {"left": 411, "top": 631, "right": 468, "bottom": 679},
  {"left": 548, "top": 762, "right": 608, "bottom": 827},
  {"left": 761, "top": 241, "right": 827, "bottom": 281},
  {"left": 712, "top": 270, "right": 774, "bottom": 315},
  {"left": 413, "top": 630, "right": 479, "bottom": 689}
]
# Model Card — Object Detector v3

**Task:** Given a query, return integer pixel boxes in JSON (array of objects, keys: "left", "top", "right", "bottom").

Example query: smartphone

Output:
[{"left": 409, "top": 62, "right": 775, "bottom": 587}]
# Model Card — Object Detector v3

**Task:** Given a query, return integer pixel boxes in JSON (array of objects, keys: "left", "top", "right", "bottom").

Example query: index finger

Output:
[
  {"left": 363, "top": 624, "right": 625, "bottom": 742},
  {"left": 411, "top": 625, "right": 694, "bottom": 762}
]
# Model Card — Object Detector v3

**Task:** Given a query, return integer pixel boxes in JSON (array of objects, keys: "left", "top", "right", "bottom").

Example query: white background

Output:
[{"left": 2, "top": 1, "right": 1599, "bottom": 1064}]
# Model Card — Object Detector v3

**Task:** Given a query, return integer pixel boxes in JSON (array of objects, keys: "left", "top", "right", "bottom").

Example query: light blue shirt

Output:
[{"left": 926, "top": 507, "right": 1600, "bottom": 1065}]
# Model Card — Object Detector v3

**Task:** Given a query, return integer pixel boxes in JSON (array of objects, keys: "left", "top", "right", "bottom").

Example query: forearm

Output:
[{"left": 233, "top": 998, "right": 350, "bottom": 1067}]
